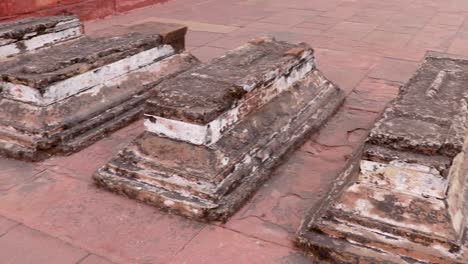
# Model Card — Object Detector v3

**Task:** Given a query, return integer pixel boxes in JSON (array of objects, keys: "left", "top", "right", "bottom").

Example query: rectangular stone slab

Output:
[
  {"left": 0, "top": 23, "right": 197, "bottom": 161},
  {"left": 0, "top": 32, "right": 173, "bottom": 106},
  {"left": 0, "top": 16, "right": 83, "bottom": 58},
  {"left": 87, "top": 22, "right": 187, "bottom": 52},
  {"left": 296, "top": 53, "right": 468, "bottom": 264},
  {"left": 144, "top": 38, "right": 315, "bottom": 145},
  {"left": 93, "top": 38, "right": 345, "bottom": 222}
]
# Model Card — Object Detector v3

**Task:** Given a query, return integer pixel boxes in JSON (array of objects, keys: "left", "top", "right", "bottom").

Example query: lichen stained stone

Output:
[
  {"left": 0, "top": 16, "right": 83, "bottom": 58},
  {"left": 93, "top": 37, "right": 345, "bottom": 222},
  {"left": 0, "top": 17, "right": 197, "bottom": 161},
  {"left": 296, "top": 52, "right": 468, "bottom": 264}
]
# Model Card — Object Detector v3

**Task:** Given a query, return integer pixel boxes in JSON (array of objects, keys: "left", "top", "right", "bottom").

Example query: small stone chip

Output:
[{"left": 284, "top": 47, "right": 306, "bottom": 57}]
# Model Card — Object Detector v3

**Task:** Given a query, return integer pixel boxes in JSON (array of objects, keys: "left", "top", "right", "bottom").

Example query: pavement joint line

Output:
[
  {"left": 211, "top": 223, "right": 300, "bottom": 251},
  {"left": 75, "top": 253, "right": 91, "bottom": 264},
  {"left": 0, "top": 217, "right": 20, "bottom": 238},
  {"left": 169, "top": 225, "right": 207, "bottom": 262},
  {"left": 1, "top": 221, "right": 107, "bottom": 263}
]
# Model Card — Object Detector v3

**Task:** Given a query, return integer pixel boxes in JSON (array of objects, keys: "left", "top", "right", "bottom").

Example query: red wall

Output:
[{"left": 0, "top": 0, "right": 168, "bottom": 21}]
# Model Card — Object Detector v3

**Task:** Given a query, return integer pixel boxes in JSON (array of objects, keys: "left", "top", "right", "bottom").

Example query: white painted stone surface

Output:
[{"left": 359, "top": 160, "right": 448, "bottom": 199}]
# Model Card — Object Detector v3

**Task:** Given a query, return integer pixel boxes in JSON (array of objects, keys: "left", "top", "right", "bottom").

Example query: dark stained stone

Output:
[
  {"left": 0, "top": 16, "right": 79, "bottom": 40},
  {"left": 1, "top": 32, "right": 164, "bottom": 91},
  {"left": 0, "top": 18, "right": 196, "bottom": 161},
  {"left": 146, "top": 74, "right": 245, "bottom": 124},
  {"left": 93, "top": 38, "right": 344, "bottom": 222},
  {"left": 146, "top": 38, "right": 314, "bottom": 124},
  {"left": 368, "top": 57, "right": 468, "bottom": 158},
  {"left": 87, "top": 22, "right": 188, "bottom": 52}
]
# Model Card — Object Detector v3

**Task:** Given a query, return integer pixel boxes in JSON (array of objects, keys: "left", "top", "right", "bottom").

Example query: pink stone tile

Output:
[
  {"left": 0, "top": 172, "right": 205, "bottom": 264},
  {"left": 371, "top": 46, "right": 427, "bottom": 62},
  {"left": 346, "top": 8, "right": 395, "bottom": 25},
  {"left": 319, "top": 65, "right": 368, "bottom": 94},
  {"left": 0, "top": 216, "right": 18, "bottom": 236},
  {"left": 362, "top": 30, "right": 412, "bottom": 48},
  {"left": 154, "top": 3, "right": 266, "bottom": 27},
  {"left": 0, "top": 158, "right": 44, "bottom": 193},
  {"left": 322, "top": 21, "right": 377, "bottom": 40},
  {"left": 448, "top": 38, "right": 468, "bottom": 56},
  {"left": 261, "top": 0, "right": 342, "bottom": 12},
  {"left": 246, "top": 21, "right": 291, "bottom": 32},
  {"left": 259, "top": 9, "right": 320, "bottom": 26},
  {"left": 0, "top": 225, "right": 88, "bottom": 264},
  {"left": 315, "top": 48, "right": 382, "bottom": 71},
  {"left": 295, "top": 21, "right": 335, "bottom": 32},
  {"left": 310, "top": 108, "right": 379, "bottom": 148},
  {"left": 368, "top": 58, "right": 420, "bottom": 83},
  {"left": 344, "top": 78, "right": 400, "bottom": 113},
  {"left": 186, "top": 31, "right": 225, "bottom": 47},
  {"left": 322, "top": 7, "right": 358, "bottom": 19},
  {"left": 169, "top": 226, "right": 313, "bottom": 264},
  {"left": 80, "top": 254, "right": 115, "bottom": 264},
  {"left": 430, "top": 12, "right": 466, "bottom": 26},
  {"left": 376, "top": 13, "right": 431, "bottom": 34},
  {"left": 287, "top": 26, "right": 326, "bottom": 37},
  {"left": 361, "top": 1, "right": 408, "bottom": 12},
  {"left": 376, "top": 23, "right": 421, "bottom": 35},
  {"left": 304, "top": 15, "right": 341, "bottom": 27},
  {"left": 39, "top": 120, "right": 144, "bottom": 182},
  {"left": 191, "top": 46, "right": 228, "bottom": 63},
  {"left": 314, "top": 49, "right": 382, "bottom": 93},
  {"left": 407, "top": 24, "right": 459, "bottom": 50}
]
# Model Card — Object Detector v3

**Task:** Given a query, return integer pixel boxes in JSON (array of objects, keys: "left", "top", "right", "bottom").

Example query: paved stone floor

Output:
[{"left": 2, "top": 0, "right": 468, "bottom": 263}]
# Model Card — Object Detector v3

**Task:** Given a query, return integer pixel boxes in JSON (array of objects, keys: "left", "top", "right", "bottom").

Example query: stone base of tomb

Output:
[
  {"left": 0, "top": 17, "right": 196, "bottom": 161},
  {"left": 296, "top": 151, "right": 468, "bottom": 264},
  {"left": 93, "top": 69, "right": 345, "bottom": 222},
  {"left": 296, "top": 54, "right": 468, "bottom": 264},
  {"left": 0, "top": 16, "right": 83, "bottom": 58},
  {"left": 0, "top": 52, "right": 198, "bottom": 161}
]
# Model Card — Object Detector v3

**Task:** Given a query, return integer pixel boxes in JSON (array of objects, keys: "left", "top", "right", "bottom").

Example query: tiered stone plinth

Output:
[
  {"left": 0, "top": 17, "right": 198, "bottom": 161},
  {"left": 0, "top": 16, "right": 83, "bottom": 58},
  {"left": 93, "top": 38, "right": 345, "bottom": 222},
  {"left": 297, "top": 53, "right": 468, "bottom": 263}
]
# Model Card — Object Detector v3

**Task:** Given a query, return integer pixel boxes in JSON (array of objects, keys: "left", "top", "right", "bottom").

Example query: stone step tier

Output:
[
  {"left": 0, "top": 16, "right": 83, "bottom": 58},
  {"left": 0, "top": 17, "right": 197, "bottom": 161},
  {"left": 93, "top": 38, "right": 345, "bottom": 222},
  {"left": 296, "top": 52, "right": 468, "bottom": 264}
]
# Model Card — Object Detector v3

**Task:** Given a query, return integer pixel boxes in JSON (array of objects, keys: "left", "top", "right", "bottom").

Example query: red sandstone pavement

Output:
[{"left": 2, "top": 0, "right": 468, "bottom": 263}]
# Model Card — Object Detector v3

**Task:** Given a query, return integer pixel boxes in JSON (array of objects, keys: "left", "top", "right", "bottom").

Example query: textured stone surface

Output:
[
  {"left": 297, "top": 53, "right": 468, "bottom": 264},
  {"left": 146, "top": 39, "right": 311, "bottom": 123},
  {"left": 93, "top": 38, "right": 345, "bottom": 222},
  {"left": 87, "top": 22, "right": 187, "bottom": 52},
  {"left": 0, "top": 16, "right": 83, "bottom": 58},
  {"left": 0, "top": 19, "right": 196, "bottom": 161},
  {"left": 1, "top": 32, "right": 163, "bottom": 91}
]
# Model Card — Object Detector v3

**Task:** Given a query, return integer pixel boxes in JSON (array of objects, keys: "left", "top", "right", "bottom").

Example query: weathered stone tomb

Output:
[
  {"left": 296, "top": 53, "right": 468, "bottom": 263},
  {"left": 93, "top": 37, "right": 345, "bottom": 222},
  {"left": 0, "top": 17, "right": 198, "bottom": 160},
  {"left": 0, "top": 16, "right": 83, "bottom": 58}
]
